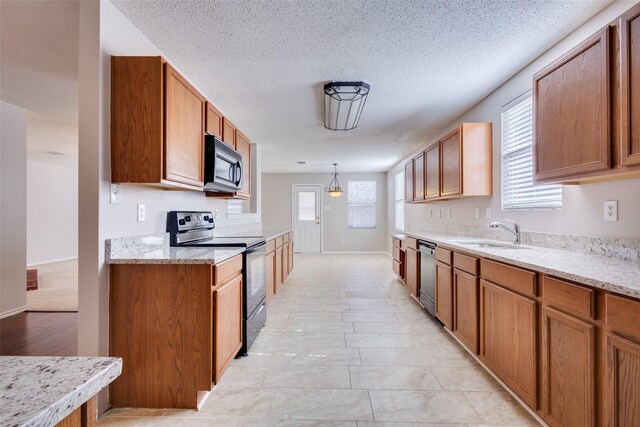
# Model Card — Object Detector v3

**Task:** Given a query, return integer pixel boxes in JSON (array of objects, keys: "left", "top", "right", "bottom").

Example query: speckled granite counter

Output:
[
  {"left": 106, "top": 233, "right": 244, "bottom": 265},
  {"left": 392, "top": 233, "right": 406, "bottom": 241},
  {"left": 0, "top": 356, "right": 121, "bottom": 427},
  {"left": 263, "top": 228, "right": 292, "bottom": 241},
  {"left": 405, "top": 231, "right": 640, "bottom": 299}
]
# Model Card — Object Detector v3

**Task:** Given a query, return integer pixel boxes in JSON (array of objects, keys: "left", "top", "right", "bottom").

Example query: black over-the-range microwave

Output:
[{"left": 204, "top": 135, "right": 243, "bottom": 193}]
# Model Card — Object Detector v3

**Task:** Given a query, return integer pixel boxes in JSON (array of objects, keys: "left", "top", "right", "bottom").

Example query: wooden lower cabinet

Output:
[
  {"left": 213, "top": 274, "right": 243, "bottom": 383},
  {"left": 604, "top": 332, "right": 640, "bottom": 426},
  {"left": 541, "top": 306, "right": 595, "bottom": 427},
  {"left": 282, "top": 242, "right": 289, "bottom": 283},
  {"left": 453, "top": 268, "right": 478, "bottom": 354},
  {"left": 405, "top": 248, "right": 419, "bottom": 297},
  {"left": 275, "top": 246, "right": 283, "bottom": 288},
  {"left": 288, "top": 240, "right": 294, "bottom": 274},
  {"left": 435, "top": 261, "right": 453, "bottom": 330},
  {"left": 480, "top": 279, "right": 537, "bottom": 408},
  {"left": 55, "top": 396, "right": 97, "bottom": 427},
  {"left": 266, "top": 250, "right": 275, "bottom": 303}
]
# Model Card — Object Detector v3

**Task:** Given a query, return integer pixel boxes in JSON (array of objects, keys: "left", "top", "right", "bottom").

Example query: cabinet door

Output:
[
  {"left": 213, "top": 274, "right": 243, "bottom": 383},
  {"left": 164, "top": 64, "right": 205, "bottom": 187},
  {"left": 404, "top": 160, "right": 414, "bottom": 202},
  {"left": 533, "top": 28, "right": 610, "bottom": 181},
  {"left": 275, "top": 247, "right": 283, "bottom": 288},
  {"left": 405, "top": 248, "right": 419, "bottom": 297},
  {"left": 222, "top": 117, "right": 237, "bottom": 148},
  {"left": 425, "top": 142, "right": 440, "bottom": 199},
  {"left": 266, "top": 251, "right": 275, "bottom": 304},
  {"left": 235, "top": 131, "right": 251, "bottom": 198},
  {"left": 620, "top": 4, "right": 640, "bottom": 166},
  {"left": 541, "top": 306, "right": 595, "bottom": 427},
  {"left": 453, "top": 268, "right": 478, "bottom": 354},
  {"left": 604, "top": 333, "right": 640, "bottom": 426},
  {"left": 435, "top": 261, "right": 453, "bottom": 329},
  {"left": 282, "top": 242, "right": 289, "bottom": 283},
  {"left": 480, "top": 280, "right": 537, "bottom": 408},
  {"left": 288, "top": 241, "right": 294, "bottom": 274},
  {"left": 205, "top": 102, "right": 223, "bottom": 139},
  {"left": 440, "top": 129, "right": 462, "bottom": 196},
  {"left": 413, "top": 153, "right": 425, "bottom": 201}
]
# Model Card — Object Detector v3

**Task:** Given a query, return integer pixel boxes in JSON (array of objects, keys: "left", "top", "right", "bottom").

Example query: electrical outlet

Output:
[
  {"left": 341, "top": 238, "right": 346, "bottom": 244},
  {"left": 604, "top": 200, "right": 618, "bottom": 222},
  {"left": 486, "top": 207, "right": 492, "bottom": 219},
  {"left": 448, "top": 208, "right": 452, "bottom": 219},
  {"left": 137, "top": 204, "right": 146, "bottom": 222},
  {"left": 110, "top": 184, "right": 120, "bottom": 204},
  {"left": 214, "top": 209, "right": 219, "bottom": 219},
  {"left": 475, "top": 208, "right": 480, "bottom": 219}
]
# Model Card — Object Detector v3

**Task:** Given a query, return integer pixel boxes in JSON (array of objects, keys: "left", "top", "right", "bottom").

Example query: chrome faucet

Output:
[{"left": 490, "top": 220, "right": 521, "bottom": 244}]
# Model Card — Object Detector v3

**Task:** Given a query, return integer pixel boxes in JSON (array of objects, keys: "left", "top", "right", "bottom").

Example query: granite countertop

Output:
[
  {"left": 107, "top": 246, "right": 245, "bottom": 265},
  {"left": 392, "top": 233, "right": 406, "bottom": 241},
  {"left": 405, "top": 231, "right": 640, "bottom": 299},
  {"left": 263, "top": 228, "right": 292, "bottom": 241},
  {"left": 0, "top": 356, "right": 122, "bottom": 427}
]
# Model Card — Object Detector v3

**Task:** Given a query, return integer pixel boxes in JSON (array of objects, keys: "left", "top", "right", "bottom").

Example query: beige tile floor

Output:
[{"left": 99, "top": 253, "right": 540, "bottom": 426}]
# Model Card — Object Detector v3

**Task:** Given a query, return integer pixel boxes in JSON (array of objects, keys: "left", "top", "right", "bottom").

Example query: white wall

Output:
[
  {"left": 0, "top": 101, "right": 27, "bottom": 317},
  {"left": 78, "top": 1, "right": 261, "bottom": 406},
  {"left": 262, "top": 173, "right": 387, "bottom": 252},
  {"left": 26, "top": 158, "right": 78, "bottom": 265},
  {"left": 387, "top": 0, "right": 640, "bottom": 249}
]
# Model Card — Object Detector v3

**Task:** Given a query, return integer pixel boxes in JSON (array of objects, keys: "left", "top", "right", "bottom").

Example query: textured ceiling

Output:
[
  {"left": 111, "top": 0, "right": 611, "bottom": 173},
  {"left": 0, "top": 0, "right": 79, "bottom": 162}
]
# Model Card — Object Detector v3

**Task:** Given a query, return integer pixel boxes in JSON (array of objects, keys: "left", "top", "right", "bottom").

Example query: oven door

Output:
[{"left": 204, "top": 136, "right": 242, "bottom": 192}]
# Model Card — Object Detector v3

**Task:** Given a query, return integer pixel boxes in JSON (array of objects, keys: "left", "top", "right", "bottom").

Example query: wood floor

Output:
[{"left": 0, "top": 312, "right": 77, "bottom": 356}]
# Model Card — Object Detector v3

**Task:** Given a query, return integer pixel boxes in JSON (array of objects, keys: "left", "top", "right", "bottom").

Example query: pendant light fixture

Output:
[
  {"left": 325, "top": 163, "right": 343, "bottom": 198},
  {"left": 324, "top": 81, "right": 370, "bottom": 131}
]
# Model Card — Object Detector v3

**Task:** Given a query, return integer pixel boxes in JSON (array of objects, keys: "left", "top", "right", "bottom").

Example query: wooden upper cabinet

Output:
[
  {"left": 222, "top": 117, "right": 237, "bottom": 148},
  {"left": 111, "top": 56, "right": 205, "bottom": 190},
  {"left": 425, "top": 142, "right": 440, "bottom": 200},
  {"left": 164, "top": 63, "right": 205, "bottom": 187},
  {"left": 440, "top": 128, "right": 462, "bottom": 197},
  {"left": 413, "top": 153, "right": 425, "bottom": 201},
  {"left": 404, "top": 160, "right": 414, "bottom": 202},
  {"left": 205, "top": 102, "right": 224, "bottom": 140},
  {"left": 533, "top": 27, "right": 611, "bottom": 182},
  {"left": 235, "top": 130, "right": 251, "bottom": 199},
  {"left": 620, "top": 4, "right": 640, "bottom": 167}
]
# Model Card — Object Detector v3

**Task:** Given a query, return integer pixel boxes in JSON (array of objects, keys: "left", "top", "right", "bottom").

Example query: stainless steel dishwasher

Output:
[{"left": 418, "top": 240, "right": 437, "bottom": 318}]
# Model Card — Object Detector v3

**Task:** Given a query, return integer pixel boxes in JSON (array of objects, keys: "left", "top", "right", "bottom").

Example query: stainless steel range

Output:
[{"left": 167, "top": 211, "right": 266, "bottom": 355}]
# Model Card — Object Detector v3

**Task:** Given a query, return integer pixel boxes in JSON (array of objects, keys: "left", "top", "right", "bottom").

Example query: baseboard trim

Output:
[
  {"left": 27, "top": 257, "right": 78, "bottom": 268},
  {"left": 0, "top": 305, "right": 27, "bottom": 319}
]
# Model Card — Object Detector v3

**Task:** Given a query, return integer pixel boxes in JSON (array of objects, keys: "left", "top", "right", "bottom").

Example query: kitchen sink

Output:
[{"left": 450, "top": 240, "right": 527, "bottom": 249}]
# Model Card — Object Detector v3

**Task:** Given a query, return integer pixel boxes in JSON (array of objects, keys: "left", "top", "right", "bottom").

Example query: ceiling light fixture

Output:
[
  {"left": 323, "top": 81, "right": 370, "bottom": 131},
  {"left": 325, "top": 163, "right": 343, "bottom": 198}
]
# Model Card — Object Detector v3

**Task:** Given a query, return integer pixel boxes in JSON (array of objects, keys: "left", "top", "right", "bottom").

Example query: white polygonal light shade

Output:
[{"left": 323, "top": 81, "right": 370, "bottom": 131}]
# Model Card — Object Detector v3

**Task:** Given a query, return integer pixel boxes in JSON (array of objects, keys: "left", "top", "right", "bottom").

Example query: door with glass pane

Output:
[{"left": 292, "top": 185, "right": 321, "bottom": 253}]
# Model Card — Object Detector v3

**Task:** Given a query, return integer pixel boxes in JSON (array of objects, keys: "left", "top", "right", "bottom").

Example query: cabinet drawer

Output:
[
  {"left": 392, "top": 260, "right": 401, "bottom": 276},
  {"left": 275, "top": 236, "right": 284, "bottom": 248},
  {"left": 266, "top": 239, "right": 276, "bottom": 254},
  {"left": 542, "top": 276, "right": 595, "bottom": 320},
  {"left": 392, "top": 247, "right": 402, "bottom": 262},
  {"left": 392, "top": 238, "right": 401, "bottom": 248},
  {"left": 606, "top": 293, "right": 640, "bottom": 339},
  {"left": 481, "top": 259, "right": 537, "bottom": 297},
  {"left": 435, "top": 247, "right": 452, "bottom": 265},
  {"left": 453, "top": 252, "right": 478, "bottom": 275},
  {"left": 406, "top": 237, "right": 419, "bottom": 250},
  {"left": 214, "top": 254, "right": 242, "bottom": 287}
]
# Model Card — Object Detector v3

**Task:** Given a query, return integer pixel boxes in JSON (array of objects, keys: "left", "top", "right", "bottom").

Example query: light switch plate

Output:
[
  {"left": 604, "top": 200, "right": 618, "bottom": 222},
  {"left": 137, "top": 204, "right": 146, "bottom": 222},
  {"left": 110, "top": 184, "right": 120, "bottom": 204},
  {"left": 475, "top": 208, "right": 480, "bottom": 219}
]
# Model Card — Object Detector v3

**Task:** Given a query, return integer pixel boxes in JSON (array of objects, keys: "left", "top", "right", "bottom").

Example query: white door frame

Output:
[{"left": 291, "top": 184, "right": 323, "bottom": 253}]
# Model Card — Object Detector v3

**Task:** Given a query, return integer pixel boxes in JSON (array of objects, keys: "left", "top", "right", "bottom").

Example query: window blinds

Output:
[
  {"left": 394, "top": 172, "right": 405, "bottom": 231},
  {"left": 502, "top": 93, "right": 562, "bottom": 210},
  {"left": 347, "top": 181, "right": 376, "bottom": 228}
]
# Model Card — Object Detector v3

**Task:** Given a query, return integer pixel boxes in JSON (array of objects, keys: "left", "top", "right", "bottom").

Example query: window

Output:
[
  {"left": 394, "top": 172, "right": 405, "bottom": 231},
  {"left": 347, "top": 181, "right": 376, "bottom": 228},
  {"left": 502, "top": 92, "right": 562, "bottom": 210},
  {"left": 227, "top": 199, "right": 243, "bottom": 215},
  {"left": 297, "top": 191, "right": 316, "bottom": 221}
]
